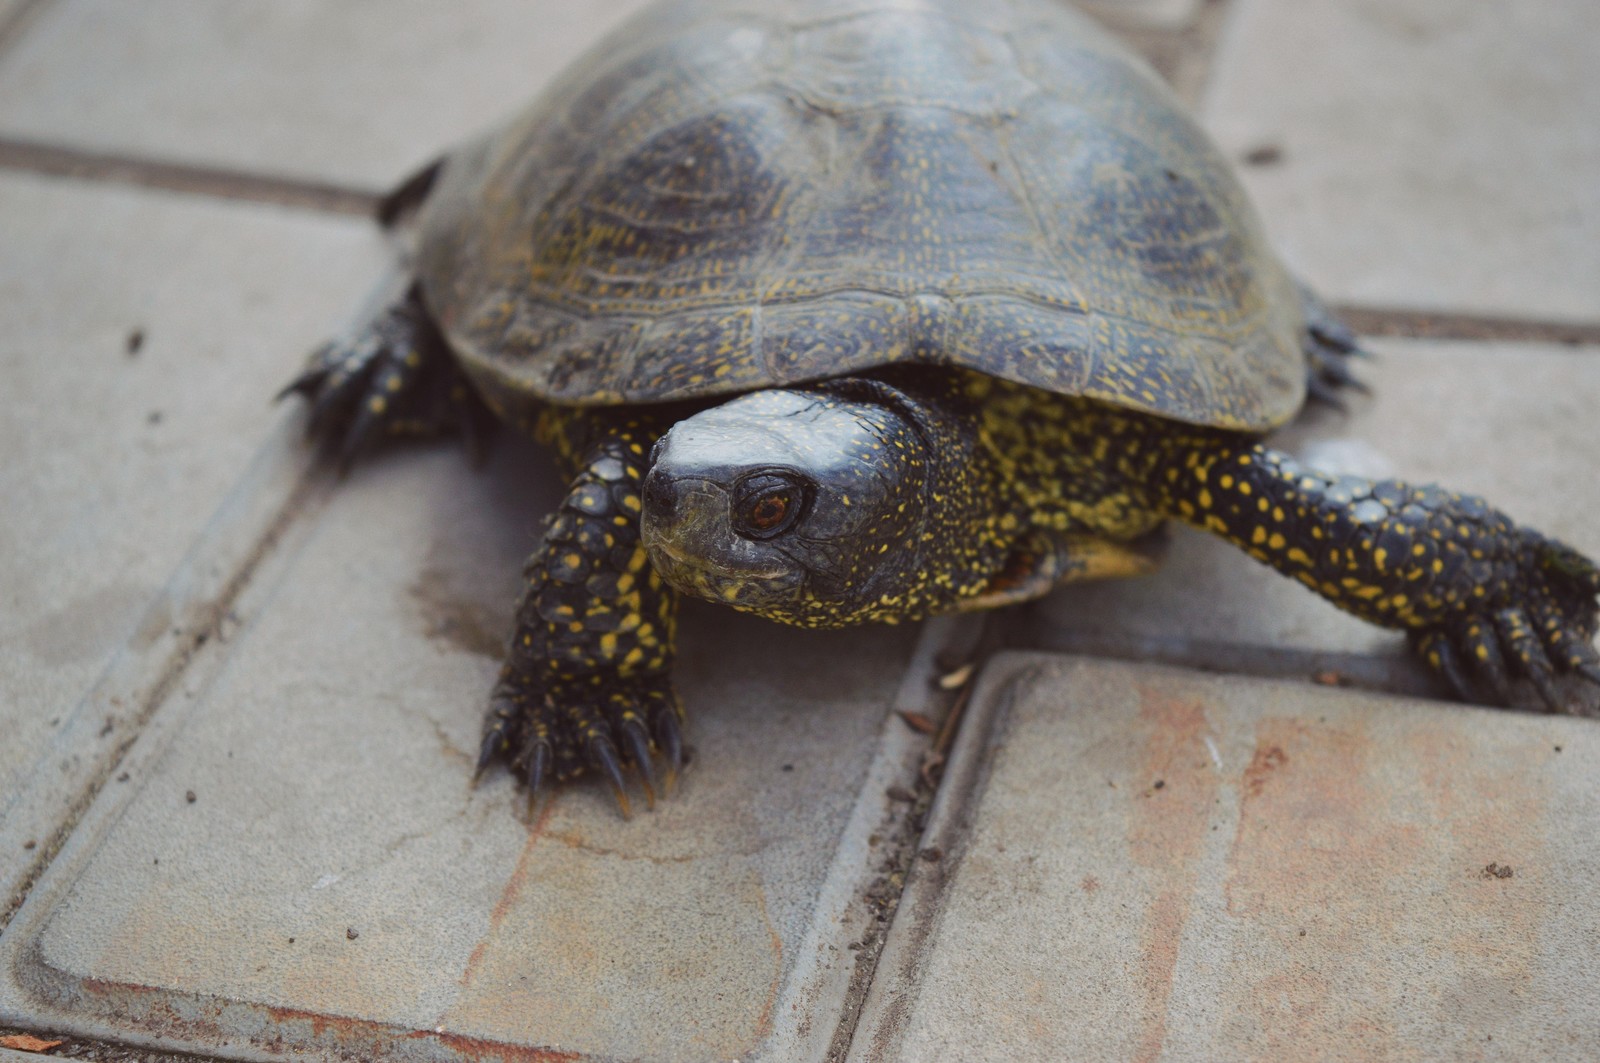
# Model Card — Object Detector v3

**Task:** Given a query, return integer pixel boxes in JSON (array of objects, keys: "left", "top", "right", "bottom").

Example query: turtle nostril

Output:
[{"left": 642, "top": 469, "right": 678, "bottom": 521}]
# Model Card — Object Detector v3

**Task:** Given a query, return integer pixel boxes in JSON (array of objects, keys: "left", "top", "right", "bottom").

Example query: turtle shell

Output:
[{"left": 416, "top": 0, "right": 1305, "bottom": 432}]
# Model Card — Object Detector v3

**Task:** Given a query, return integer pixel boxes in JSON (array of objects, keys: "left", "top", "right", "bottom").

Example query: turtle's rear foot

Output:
[
  {"left": 279, "top": 284, "right": 492, "bottom": 468},
  {"left": 1409, "top": 537, "right": 1600, "bottom": 714},
  {"left": 1297, "top": 281, "right": 1371, "bottom": 407}
]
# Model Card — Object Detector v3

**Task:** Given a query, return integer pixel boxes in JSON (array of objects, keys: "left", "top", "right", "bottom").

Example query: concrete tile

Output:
[
  {"left": 1018, "top": 339, "right": 1600, "bottom": 699},
  {"left": 1203, "top": 0, "right": 1600, "bottom": 321},
  {"left": 852, "top": 652, "right": 1600, "bottom": 1061},
  {"left": 0, "top": 172, "right": 385, "bottom": 853},
  {"left": 1074, "top": 0, "right": 1202, "bottom": 32},
  {"left": 0, "top": 0, "right": 657, "bottom": 189},
  {"left": 0, "top": 423, "right": 945, "bottom": 1061}
]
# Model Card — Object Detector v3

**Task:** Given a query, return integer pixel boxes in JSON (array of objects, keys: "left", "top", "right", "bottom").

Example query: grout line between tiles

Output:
[
  {"left": 1333, "top": 305, "right": 1600, "bottom": 347},
  {"left": 1004, "top": 621, "right": 1444, "bottom": 700},
  {"left": 0, "top": 138, "right": 382, "bottom": 217}
]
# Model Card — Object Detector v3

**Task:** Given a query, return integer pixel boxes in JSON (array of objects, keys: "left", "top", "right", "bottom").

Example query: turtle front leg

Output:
[
  {"left": 477, "top": 415, "right": 683, "bottom": 816},
  {"left": 1161, "top": 440, "right": 1600, "bottom": 710}
]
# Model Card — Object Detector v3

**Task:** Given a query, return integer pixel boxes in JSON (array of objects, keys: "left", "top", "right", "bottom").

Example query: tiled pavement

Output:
[{"left": 1, "top": 0, "right": 1596, "bottom": 1060}]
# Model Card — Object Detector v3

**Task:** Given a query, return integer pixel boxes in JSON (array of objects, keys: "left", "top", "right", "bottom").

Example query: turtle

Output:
[{"left": 283, "top": 0, "right": 1600, "bottom": 814}]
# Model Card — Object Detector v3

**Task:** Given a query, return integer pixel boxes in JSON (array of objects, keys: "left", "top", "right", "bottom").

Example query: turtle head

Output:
[{"left": 641, "top": 380, "right": 958, "bottom": 627}]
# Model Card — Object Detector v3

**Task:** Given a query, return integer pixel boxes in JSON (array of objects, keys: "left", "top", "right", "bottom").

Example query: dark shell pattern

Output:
[{"left": 416, "top": 0, "right": 1305, "bottom": 432}]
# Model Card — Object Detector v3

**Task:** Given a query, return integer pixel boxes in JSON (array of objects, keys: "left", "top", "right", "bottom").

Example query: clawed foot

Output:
[
  {"left": 1297, "top": 281, "right": 1371, "bottom": 408},
  {"left": 1411, "top": 539, "right": 1600, "bottom": 713},
  {"left": 476, "top": 668, "right": 686, "bottom": 818},
  {"left": 278, "top": 286, "right": 492, "bottom": 468}
]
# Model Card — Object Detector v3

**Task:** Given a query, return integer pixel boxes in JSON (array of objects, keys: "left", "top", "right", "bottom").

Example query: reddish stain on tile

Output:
[
  {"left": 1126, "top": 686, "right": 1221, "bottom": 1063},
  {"left": 1219, "top": 711, "right": 1553, "bottom": 1059}
]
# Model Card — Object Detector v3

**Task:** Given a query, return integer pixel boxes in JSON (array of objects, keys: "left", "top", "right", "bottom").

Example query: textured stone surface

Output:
[
  {"left": 853, "top": 652, "right": 1600, "bottom": 1061},
  {"left": 0, "top": 171, "right": 384, "bottom": 840},
  {"left": 0, "top": 0, "right": 656, "bottom": 188},
  {"left": 1020, "top": 339, "right": 1600, "bottom": 702},
  {"left": 0, "top": 0, "right": 26, "bottom": 35},
  {"left": 1075, "top": 0, "right": 1202, "bottom": 31},
  {"left": 0, "top": 427, "right": 934, "bottom": 1062},
  {"left": 1204, "top": 0, "right": 1600, "bottom": 321}
]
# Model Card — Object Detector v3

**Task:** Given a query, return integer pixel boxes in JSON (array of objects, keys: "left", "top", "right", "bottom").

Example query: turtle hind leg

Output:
[
  {"left": 279, "top": 284, "right": 491, "bottom": 468},
  {"left": 1296, "top": 280, "right": 1372, "bottom": 408},
  {"left": 1159, "top": 434, "right": 1600, "bottom": 713}
]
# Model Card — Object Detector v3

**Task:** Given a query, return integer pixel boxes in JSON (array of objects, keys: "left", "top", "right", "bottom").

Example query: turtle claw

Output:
[
  {"left": 521, "top": 738, "right": 552, "bottom": 822},
  {"left": 474, "top": 693, "right": 520, "bottom": 787},
  {"left": 1496, "top": 607, "right": 1564, "bottom": 712},
  {"left": 1305, "top": 375, "right": 1349, "bottom": 411},
  {"left": 589, "top": 736, "right": 633, "bottom": 819},
  {"left": 1415, "top": 630, "right": 1475, "bottom": 702},
  {"left": 656, "top": 708, "right": 685, "bottom": 796},
  {"left": 472, "top": 735, "right": 499, "bottom": 788},
  {"left": 621, "top": 717, "right": 659, "bottom": 809}
]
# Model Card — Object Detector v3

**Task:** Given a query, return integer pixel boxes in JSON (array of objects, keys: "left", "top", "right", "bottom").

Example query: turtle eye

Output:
[{"left": 734, "top": 472, "right": 810, "bottom": 540}]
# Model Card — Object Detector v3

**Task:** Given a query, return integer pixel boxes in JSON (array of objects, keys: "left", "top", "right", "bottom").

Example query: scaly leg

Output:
[
  {"left": 476, "top": 412, "right": 683, "bottom": 815},
  {"left": 1161, "top": 439, "right": 1600, "bottom": 709}
]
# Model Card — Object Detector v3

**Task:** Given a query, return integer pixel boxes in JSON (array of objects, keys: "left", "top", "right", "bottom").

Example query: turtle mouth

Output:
[{"left": 646, "top": 538, "right": 805, "bottom": 608}]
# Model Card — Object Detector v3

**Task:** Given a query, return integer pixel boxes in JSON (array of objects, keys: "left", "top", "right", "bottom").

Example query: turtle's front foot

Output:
[
  {"left": 477, "top": 667, "right": 685, "bottom": 818},
  {"left": 1410, "top": 535, "right": 1600, "bottom": 713},
  {"left": 278, "top": 284, "right": 491, "bottom": 468},
  {"left": 475, "top": 414, "right": 682, "bottom": 818}
]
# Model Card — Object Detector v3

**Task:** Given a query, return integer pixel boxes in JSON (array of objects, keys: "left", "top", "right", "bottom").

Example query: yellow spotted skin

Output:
[
  {"left": 953, "top": 374, "right": 1600, "bottom": 707},
  {"left": 489, "top": 364, "right": 1600, "bottom": 793},
  {"left": 478, "top": 408, "right": 686, "bottom": 794},
  {"left": 1153, "top": 437, "right": 1600, "bottom": 706}
]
